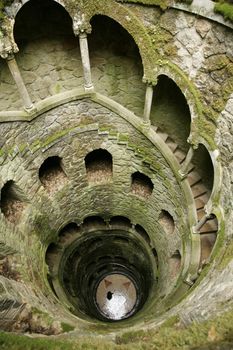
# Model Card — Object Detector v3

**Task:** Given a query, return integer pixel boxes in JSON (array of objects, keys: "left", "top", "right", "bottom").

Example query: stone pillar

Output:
[
  {"left": 79, "top": 32, "right": 94, "bottom": 92},
  {"left": 179, "top": 146, "right": 194, "bottom": 178},
  {"left": 193, "top": 213, "right": 214, "bottom": 233},
  {"left": 143, "top": 84, "right": 153, "bottom": 123},
  {"left": 6, "top": 55, "right": 34, "bottom": 110}
]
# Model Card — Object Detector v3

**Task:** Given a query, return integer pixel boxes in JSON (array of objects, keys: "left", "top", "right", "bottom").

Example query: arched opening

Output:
[
  {"left": 0, "top": 180, "right": 27, "bottom": 224},
  {"left": 13, "top": 0, "right": 81, "bottom": 104},
  {"left": 109, "top": 216, "right": 131, "bottom": 229},
  {"left": 200, "top": 214, "right": 218, "bottom": 265},
  {"left": 151, "top": 75, "right": 191, "bottom": 152},
  {"left": 192, "top": 144, "right": 214, "bottom": 196},
  {"left": 135, "top": 224, "right": 151, "bottom": 245},
  {"left": 45, "top": 242, "right": 60, "bottom": 272},
  {"left": 82, "top": 216, "right": 106, "bottom": 231},
  {"left": 131, "top": 172, "right": 153, "bottom": 198},
  {"left": 169, "top": 250, "right": 182, "bottom": 278},
  {"left": 39, "top": 156, "right": 67, "bottom": 194},
  {"left": 158, "top": 210, "right": 175, "bottom": 235},
  {"left": 58, "top": 223, "right": 80, "bottom": 246},
  {"left": 85, "top": 149, "right": 113, "bottom": 184},
  {"left": 89, "top": 15, "right": 145, "bottom": 116}
]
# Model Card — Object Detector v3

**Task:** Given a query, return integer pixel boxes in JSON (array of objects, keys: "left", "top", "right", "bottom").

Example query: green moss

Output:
[
  {"left": 117, "top": 0, "right": 171, "bottom": 10},
  {"left": 214, "top": 2, "right": 233, "bottom": 22},
  {"left": 117, "top": 0, "right": 193, "bottom": 8},
  {"left": 116, "top": 308, "right": 233, "bottom": 348},
  {"left": 0, "top": 332, "right": 113, "bottom": 350},
  {"left": 61, "top": 322, "right": 75, "bottom": 333},
  {"left": 0, "top": 0, "right": 13, "bottom": 21},
  {"left": 217, "top": 240, "right": 233, "bottom": 270}
]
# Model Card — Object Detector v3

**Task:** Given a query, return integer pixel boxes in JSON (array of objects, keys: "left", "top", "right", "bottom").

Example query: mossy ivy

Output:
[
  {"left": 0, "top": 0, "right": 13, "bottom": 21},
  {"left": 214, "top": 1, "right": 233, "bottom": 23}
]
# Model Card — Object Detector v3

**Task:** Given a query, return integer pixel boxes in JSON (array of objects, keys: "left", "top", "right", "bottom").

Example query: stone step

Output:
[
  {"left": 200, "top": 218, "right": 218, "bottom": 233},
  {"left": 166, "top": 138, "right": 178, "bottom": 152},
  {"left": 195, "top": 193, "right": 210, "bottom": 210},
  {"left": 187, "top": 171, "right": 202, "bottom": 187},
  {"left": 157, "top": 131, "right": 169, "bottom": 142},
  {"left": 192, "top": 183, "right": 208, "bottom": 199},
  {"left": 174, "top": 148, "right": 186, "bottom": 163}
]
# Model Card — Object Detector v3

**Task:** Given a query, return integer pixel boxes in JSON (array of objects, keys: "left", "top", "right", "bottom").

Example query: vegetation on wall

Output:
[
  {"left": 214, "top": 1, "right": 233, "bottom": 22},
  {"left": 0, "top": 307, "right": 233, "bottom": 349},
  {"left": 0, "top": 0, "right": 13, "bottom": 20},
  {"left": 116, "top": 0, "right": 193, "bottom": 9}
]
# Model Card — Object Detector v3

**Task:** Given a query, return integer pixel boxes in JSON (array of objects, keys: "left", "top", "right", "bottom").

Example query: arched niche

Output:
[
  {"left": 135, "top": 224, "right": 151, "bottom": 245},
  {"left": 191, "top": 143, "right": 214, "bottom": 202},
  {"left": 151, "top": 74, "right": 191, "bottom": 152},
  {"left": 89, "top": 14, "right": 146, "bottom": 117},
  {"left": 0, "top": 180, "right": 27, "bottom": 224},
  {"left": 109, "top": 216, "right": 131, "bottom": 229},
  {"left": 39, "top": 156, "right": 67, "bottom": 194},
  {"left": 131, "top": 172, "right": 154, "bottom": 199},
  {"left": 85, "top": 149, "right": 113, "bottom": 184},
  {"left": 13, "top": 0, "right": 82, "bottom": 104},
  {"left": 14, "top": 0, "right": 73, "bottom": 43},
  {"left": 169, "top": 250, "right": 182, "bottom": 278},
  {"left": 158, "top": 210, "right": 175, "bottom": 235}
]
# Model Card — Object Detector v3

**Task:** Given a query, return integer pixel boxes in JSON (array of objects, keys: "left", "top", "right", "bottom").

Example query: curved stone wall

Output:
[{"left": 0, "top": 0, "right": 232, "bottom": 348}]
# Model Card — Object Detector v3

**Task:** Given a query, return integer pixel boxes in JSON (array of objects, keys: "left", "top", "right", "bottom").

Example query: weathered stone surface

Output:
[{"left": 0, "top": 0, "right": 232, "bottom": 343}]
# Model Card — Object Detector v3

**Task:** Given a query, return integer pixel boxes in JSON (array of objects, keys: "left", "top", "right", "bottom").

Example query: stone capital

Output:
[
  {"left": 0, "top": 38, "right": 18, "bottom": 59},
  {"left": 72, "top": 13, "right": 92, "bottom": 36},
  {"left": 142, "top": 75, "right": 157, "bottom": 87}
]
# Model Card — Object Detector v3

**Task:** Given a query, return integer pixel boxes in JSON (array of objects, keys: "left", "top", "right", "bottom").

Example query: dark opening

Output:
[
  {"left": 169, "top": 250, "right": 182, "bottom": 278},
  {"left": 131, "top": 172, "right": 153, "bottom": 198},
  {"left": 46, "top": 230, "right": 154, "bottom": 322},
  {"left": 0, "top": 181, "right": 26, "bottom": 224},
  {"left": 58, "top": 223, "right": 80, "bottom": 246},
  {"left": 135, "top": 224, "right": 151, "bottom": 245},
  {"left": 107, "top": 291, "right": 113, "bottom": 300},
  {"left": 159, "top": 210, "right": 175, "bottom": 234},
  {"left": 83, "top": 216, "right": 106, "bottom": 231},
  {"left": 192, "top": 144, "right": 214, "bottom": 193},
  {"left": 85, "top": 149, "right": 112, "bottom": 184},
  {"left": 14, "top": 0, "right": 73, "bottom": 43},
  {"left": 109, "top": 216, "right": 131, "bottom": 229},
  {"left": 13, "top": 0, "right": 80, "bottom": 105},
  {"left": 39, "top": 156, "right": 67, "bottom": 194},
  {"left": 151, "top": 75, "right": 191, "bottom": 152}
]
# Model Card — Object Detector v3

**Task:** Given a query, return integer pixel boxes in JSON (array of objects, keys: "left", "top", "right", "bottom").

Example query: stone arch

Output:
[
  {"left": 151, "top": 74, "right": 192, "bottom": 152},
  {"left": 85, "top": 149, "right": 113, "bottom": 184},
  {"left": 89, "top": 14, "right": 146, "bottom": 116},
  {"left": 86, "top": 0, "right": 154, "bottom": 81},
  {"left": 195, "top": 138, "right": 222, "bottom": 213},
  {"left": 0, "top": 180, "right": 28, "bottom": 224},
  {"left": 153, "top": 66, "right": 203, "bottom": 136},
  {"left": 9, "top": 0, "right": 71, "bottom": 21},
  {"left": 13, "top": 0, "right": 73, "bottom": 44}
]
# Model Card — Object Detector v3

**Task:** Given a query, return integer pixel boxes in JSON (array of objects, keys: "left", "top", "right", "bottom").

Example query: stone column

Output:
[
  {"left": 193, "top": 213, "right": 214, "bottom": 233},
  {"left": 179, "top": 146, "right": 194, "bottom": 178},
  {"left": 79, "top": 32, "right": 94, "bottom": 92},
  {"left": 6, "top": 55, "right": 34, "bottom": 110},
  {"left": 143, "top": 84, "right": 153, "bottom": 123}
]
